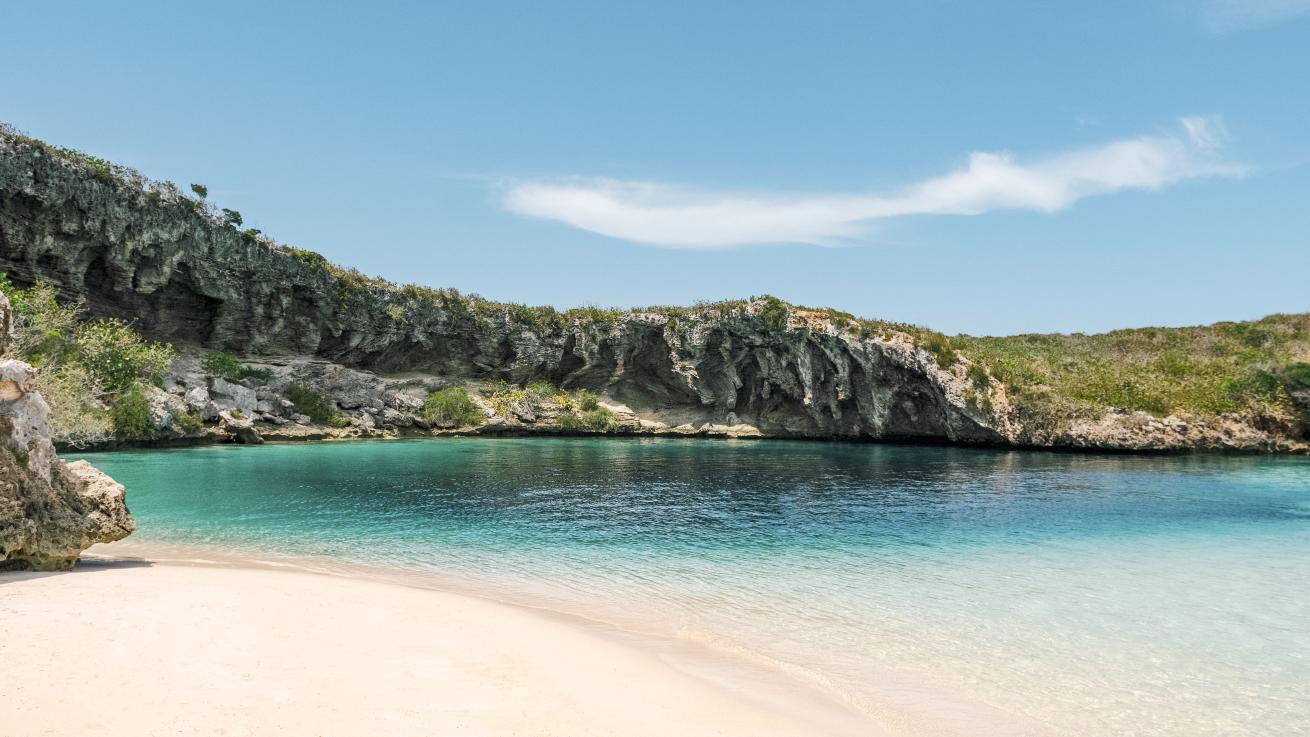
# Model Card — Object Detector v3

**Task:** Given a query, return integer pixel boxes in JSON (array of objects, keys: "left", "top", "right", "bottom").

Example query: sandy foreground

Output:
[{"left": 0, "top": 559, "right": 883, "bottom": 737}]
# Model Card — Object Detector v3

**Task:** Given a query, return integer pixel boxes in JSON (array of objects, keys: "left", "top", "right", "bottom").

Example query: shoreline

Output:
[
  {"left": 61, "top": 423, "right": 1310, "bottom": 457},
  {"left": 3, "top": 539, "right": 1065, "bottom": 737},
  {"left": 1, "top": 546, "right": 879, "bottom": 737}
]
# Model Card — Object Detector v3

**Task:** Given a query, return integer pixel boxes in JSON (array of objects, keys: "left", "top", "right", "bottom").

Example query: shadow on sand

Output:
[{"left": 0, "top": 555, "right": 154, "bottom": 585}]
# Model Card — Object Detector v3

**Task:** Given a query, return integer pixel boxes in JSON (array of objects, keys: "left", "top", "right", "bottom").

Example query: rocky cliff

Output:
[
  {"left": 1, "top": 127, "right": 1306, "bottom": 453},
  {"left": 0, "top": 292, "right": 133, "bottom": 570}
]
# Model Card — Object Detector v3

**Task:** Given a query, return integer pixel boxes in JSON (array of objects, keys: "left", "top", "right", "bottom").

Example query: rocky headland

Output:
[
  {"left": 0, "top": 291, "right": 132, "bottom": 570},
  {"left": 1, "top": 124, "right": 1307, "bottom": 454}
]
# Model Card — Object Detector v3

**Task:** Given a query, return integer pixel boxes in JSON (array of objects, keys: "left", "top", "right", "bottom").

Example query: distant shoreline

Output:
[{"left": 61, "top": 425, "right": 1310, "bottom": 457}]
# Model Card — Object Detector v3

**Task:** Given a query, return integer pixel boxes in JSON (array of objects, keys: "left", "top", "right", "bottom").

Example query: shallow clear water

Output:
[{"left": 75, "top": 439, "right": 1310, "bottom": 736}]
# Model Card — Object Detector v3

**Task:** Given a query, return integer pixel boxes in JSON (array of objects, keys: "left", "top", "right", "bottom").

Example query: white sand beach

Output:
[{"left": 1, "top": 559, "right": 881, "bottom": 737}]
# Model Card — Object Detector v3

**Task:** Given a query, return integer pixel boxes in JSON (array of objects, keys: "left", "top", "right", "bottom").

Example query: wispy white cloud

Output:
[
  {"left": 1200, "top": 0, "right": 1310, "bottom": 32},
  {"left": 502, "top": 117, "right": 1244, "bottom": 249}
]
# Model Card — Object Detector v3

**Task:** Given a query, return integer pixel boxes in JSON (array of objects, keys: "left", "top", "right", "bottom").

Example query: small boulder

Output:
[
  {"left": 184, "top": 386, "right": 211, "bottom": 411},
  {"left": 145, "top": 385, "right": 188, "bottom": 432},
  {"left": 218, "top": 408, "right": 263, "bottom": 444},
  {"left": 210, "top": 377, "right": 257, "bottom": 415}
]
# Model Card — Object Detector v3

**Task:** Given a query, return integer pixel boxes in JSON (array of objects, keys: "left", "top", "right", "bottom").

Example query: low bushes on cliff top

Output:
[
  {"left": 0, "top": 276, "right": 175, "bottom": 446},
  {"left": 952, "top": 314, "right": 1310, "bottom": 420}
]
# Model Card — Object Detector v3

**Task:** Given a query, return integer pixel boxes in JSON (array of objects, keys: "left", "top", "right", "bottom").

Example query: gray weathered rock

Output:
[
  {"left": 217, "top": 408, "right": 262, "bottom": 444},
  {"left": 210, "top": 377, "right": 257, "bottom": 415},
  {"left": 0, "top": 294, "right": 133, "bottom": 570},
  {"left": 184, "top": 385, "right": 211, "bottom": 411},
  {"left": 145, "top": 385, "right": 187, "bottom": 431}
]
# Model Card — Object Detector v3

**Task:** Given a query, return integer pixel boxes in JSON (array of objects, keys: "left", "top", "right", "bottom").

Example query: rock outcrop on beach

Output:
[
  {"left": 0, "top": 293, "right": 133, "bottom": 570},
  {"left": 1, "top": 126, "right": 1307, "bottom": 453}
]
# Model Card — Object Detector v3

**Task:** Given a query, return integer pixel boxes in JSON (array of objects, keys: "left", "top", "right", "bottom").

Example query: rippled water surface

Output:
[{"left": 77, "top": 439, "right": 1310, "bottom": 736}]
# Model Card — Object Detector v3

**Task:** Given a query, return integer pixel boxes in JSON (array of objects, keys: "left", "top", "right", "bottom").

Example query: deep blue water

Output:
[{"left": 75, "top": 439, "right": 1310, "bottom": 736}]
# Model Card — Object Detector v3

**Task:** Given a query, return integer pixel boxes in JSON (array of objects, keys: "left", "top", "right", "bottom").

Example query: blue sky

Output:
[{"left": 2, "top": 1, "right": 1307, "bottom": 335}]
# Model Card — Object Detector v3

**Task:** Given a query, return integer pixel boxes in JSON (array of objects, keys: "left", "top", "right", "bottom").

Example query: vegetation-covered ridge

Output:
[
  {"left": 0, "top": 122, "right": 929, "bottom": 336},
  {"left": 1, "top": 122, "right": 1307, "bottom": 450}
]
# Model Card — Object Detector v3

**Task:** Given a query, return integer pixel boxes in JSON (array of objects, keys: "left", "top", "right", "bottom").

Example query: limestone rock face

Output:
[
  {"left": 0, "top": 294, "right": 133, "bottom": 570},
  {"left": 0, "top": 133, "right": 1303, "bottom": 452},
  {"left": 0, "top": 136, "right": 1002, "bottom": 443}
]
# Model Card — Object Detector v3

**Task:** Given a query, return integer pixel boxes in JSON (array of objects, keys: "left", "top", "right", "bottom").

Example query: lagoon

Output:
[{"left": 77, "top": 439, "right": 1310, "bottom": 736}]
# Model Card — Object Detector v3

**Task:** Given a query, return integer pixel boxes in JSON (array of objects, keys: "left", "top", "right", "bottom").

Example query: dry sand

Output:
[{"left": 0, "top": 560, "right": 881, "bottom": 737}]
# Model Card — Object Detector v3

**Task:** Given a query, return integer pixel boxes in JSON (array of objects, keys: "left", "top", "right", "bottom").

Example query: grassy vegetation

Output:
[
  {"left": 573, "top": 390, "right": 600, "bottom": 411},
  {"left": 422, "top": 386, "right": 484, "bottom": 426},
  {"left": 558, "top": 405, "right": 619, "bottom": 432},
  {"left": 202, "top": 350, "right": 273, "bottom": 383},
  {"left": 475, "top": 379, "right": 620, "bottom": 431},
  {"left": 481, "top": 379, "right": 545, "bottom": 416},
  {"left": 0, "top": 276, "right": 174, "bottom": 446},
  {"left": 554, "top": 388, "right": 619, "bottom": 431},
  {"left": 285, "top": 380, "right": 347, "bottom": 426},
  {"left": 171, "top": 411, "right": 204, "bottom": 434},
  {"left": 953, "top": 314, "right": 1310, "bottom": 421},
  {"left": 918, "top": 332, "right": 957, "bottom": 369}
]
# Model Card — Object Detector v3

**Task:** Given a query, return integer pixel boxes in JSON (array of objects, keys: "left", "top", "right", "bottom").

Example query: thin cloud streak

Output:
[
  {"left": 503, "top": 117, "right": 1245, "bottom": 249},
  {"left": 1201, "top": 0, "right": 1310, "bottom": 32}
]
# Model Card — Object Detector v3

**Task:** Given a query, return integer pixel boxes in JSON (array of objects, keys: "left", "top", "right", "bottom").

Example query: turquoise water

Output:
[{"left": 76, "top": 439, "right": 1310, "bottom": 736}]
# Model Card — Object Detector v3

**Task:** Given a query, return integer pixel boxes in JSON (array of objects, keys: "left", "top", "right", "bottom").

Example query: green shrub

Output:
[
  {"left": 221, "top": 208, "right": 243, "bottom": 226},
  {"left": 423, "top": 387, "right": 484, "bottom": 426},
  {"left": 171, "top": 411, "right": 204, "bottom": 433},
  {"left": 202, "top": 350, "right": 243, "bottom": 379},
  {"left": 574, "top": 390, "right": 600, "bottom": 412},
  {"left": 202, "top": 350, "right": 272, "bottom": 382},
  {"left": 758, "top": 296, "right": 789, "bottom": 331},
  {"left": 525, "top": 380, "right": 556, "bottom": 401},
  {"left": 110, "top": 385, "right": 153, "bottom": 439},
  {"left": 559, "top": 405, "right": 619, "bottom": 432},
  {"left": 0, "top": 280, "right": 81, "bottom": 365},
  {"left": 326, "top": 414, "right": 350, "bottom": 428},
  {"left": 966, "top": 362, "right": 990, "bottom": 389},
  {"left": 190, "top": 183, "right": 208, "bottom": 198},
  {"left": 240, "top": 365, "right": 273, "bottom": 382},
  {"left": 75, "top": 319, "right": 174, "bottom": 394},
  {"left": 920, "top": 332, "right": 956, "bottom": 369},
  {"left": 286, "top": 381, "right": 341, "bottom": 424},
  {"left": 287, "top": 247, "right": 330, "bottom": 271},
  {"left": 36, "top": 364, "right": 112, "bottom": 447},
  {"left": 1, "top": 277, "right": 178, "bottom": 443}
]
